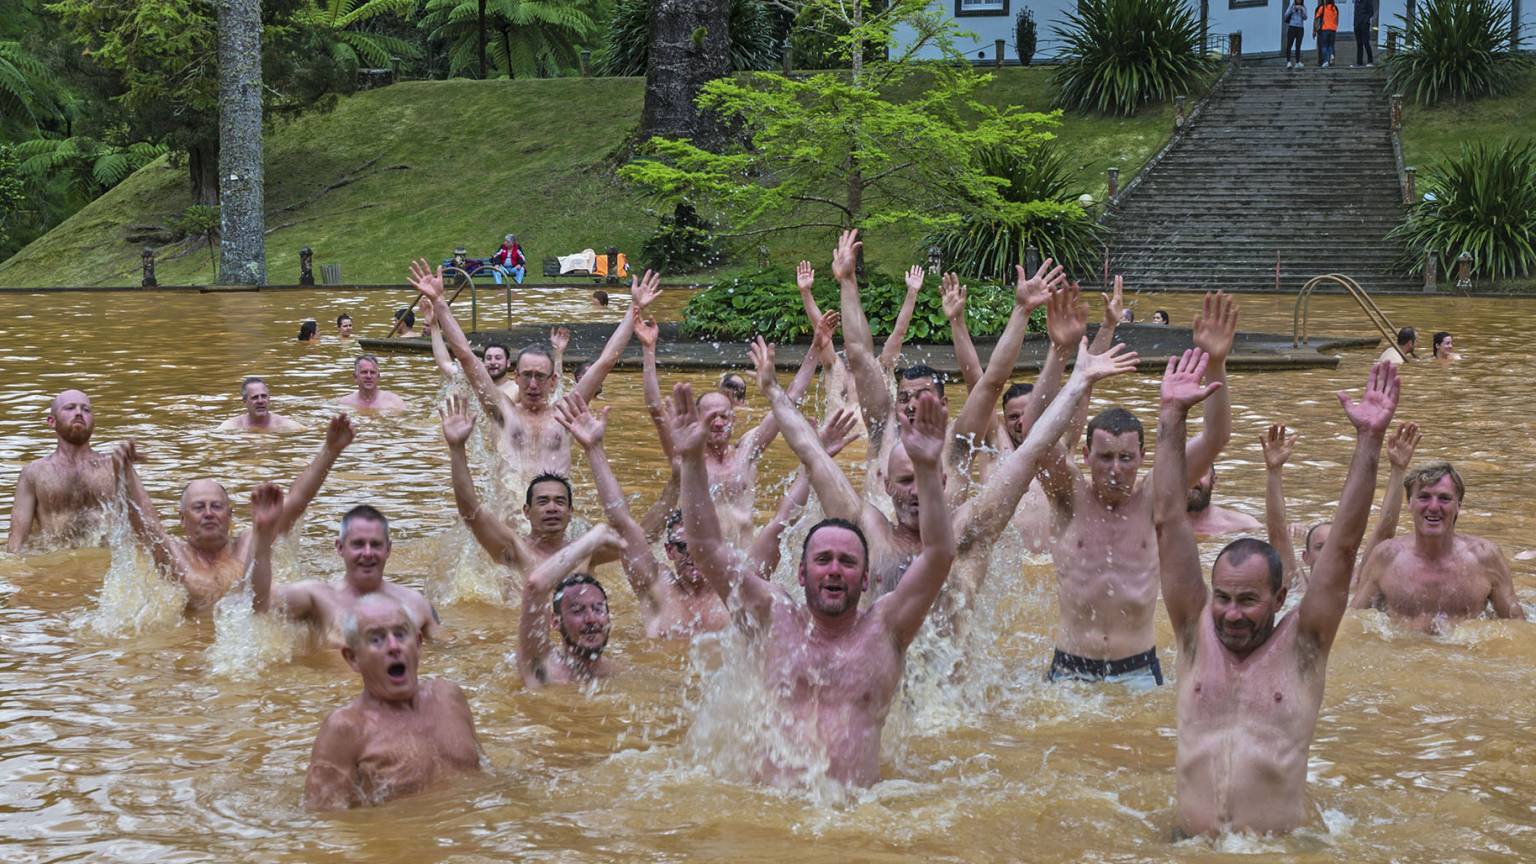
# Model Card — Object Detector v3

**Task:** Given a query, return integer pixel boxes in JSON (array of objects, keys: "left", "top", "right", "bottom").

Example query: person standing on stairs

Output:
[
  {"left": 1284, "top": 0, "right": 1308, "bottom": 69},
  {"left": 1316, "top": 0, "right": 1339, "bottom": 67},
  {"left": 1354, "top": 0, "right": 1376, "bottom": 66}
]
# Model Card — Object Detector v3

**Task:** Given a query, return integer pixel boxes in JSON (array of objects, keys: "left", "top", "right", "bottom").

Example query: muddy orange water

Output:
[{"left": 0, "top": 287, "right": 1532, "bottom": 862}]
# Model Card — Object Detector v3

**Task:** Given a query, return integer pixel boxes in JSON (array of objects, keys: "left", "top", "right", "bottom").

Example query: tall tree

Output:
[
  {"left": 641, "top": 0, "right": 731, "bottom": 150},
  {"left": 217, "top": 0, "right": 266, "bottom": 284}
]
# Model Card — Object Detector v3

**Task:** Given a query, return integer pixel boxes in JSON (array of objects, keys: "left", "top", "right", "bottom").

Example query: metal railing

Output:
[
  {"left": 384, "top": 266, "right": 512, "bottom": 337},
  {"left": 1292, "top": 273, "right": 1400, "bottom": 355}
]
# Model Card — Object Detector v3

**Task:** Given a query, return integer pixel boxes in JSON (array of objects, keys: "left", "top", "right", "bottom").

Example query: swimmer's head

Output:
[
  {"left": 663, "top": 510, "right": 702, "bottom": 588},
  {"left": 337, "top": 504, "right": 391, "bottom": 590},
  {"left": 179, "top": 479, "right": 232, "bottom": 547},
  {"left": 895, "top": 364, "right": 946, "bottom": 423},
  {"left": 514, "top": 345, "right": 554, "bottom": 404},
  {"left": 1084, "top": 407, "right": 1145, "bottom": 506},
  {"left": 1152, "top": 309, "right": 1170, "bottom": 325},
  {"left": 1396, "top": 326, "right": 1417, "bottom": 351},
  {"left": 240, "top": 376, "right": 270, "bottom": 419},
  {"left": 883, "top": 440, "right": 944, "bottom": 530},
  {"left": 47, "top": 389, "right": 95, "bottom": 445},
  {"left": 696, "top": 391, "right": 735, "bottom": 447},
  {"left": 719, "top": 373, "right": 748, "bottom": 406},
  {"left": 1404, "top": 461, "right": 1463, "bottom": 537},
  {"left": 1002, "top": 382, "right": 1035, "bottom": 446},
  {"left": 524, "top": 474, "right": 573, "bottom": 537},
  {"left": 1302, "top": 521, "right": 1332, "bottom": 568},
  {"left": 799, "top": 518, "right": 870, "bottom": 618},
  {"left": 1121, "top": 308, "right": 1135, "bottom": 324},
  {"left": 552, "top": 573, "right": 610, "bottom": 657},
  {"left": 1187, "top": 466, "right": 1215, "bottom": 513},
  {"left": 336, "top": 314, "right": 353, "bottom": 337},
  {"left": 592, "top": 290, "right": 609, "bottom": 307},
  {"left": 341, "top": 594, "right": 420, "bottom": 703},
  {"left": 353, "top": 355, "right": 380, "bottom": 392},
  {"left": 1210, "top": 537, "right": 1286, "bottom": 656},
  {"left": 393, "top": 307, "right": 416, "bottom": 330},
  {"left": 482, "top": 343, "right": 511, "bottom": 381},
  {"left": 1432, "top": 331, "right": 1453, "bottom": 358},
  {"left": 298, "top": 319, "right": 318, "bottom": 341}
]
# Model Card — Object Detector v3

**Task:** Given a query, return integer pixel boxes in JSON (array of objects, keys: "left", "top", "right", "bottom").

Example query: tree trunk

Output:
[
  {"left": 478, "top": 0, "right": 488, "bottom": 78},
  {"left": 216, "top": 0, "right": 266, "bottom": 285},
  {"left": 188, "top": 139, "right": 220, "bottom": 206},
  {"left": 641, "top": 0, "right": 731, "bottom": 150}
]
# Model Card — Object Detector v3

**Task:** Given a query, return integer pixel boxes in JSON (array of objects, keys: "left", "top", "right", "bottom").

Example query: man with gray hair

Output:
[
  {"left": 248, "top": 493, "right": 438, "bottom": 647},
  {"left": 339, "top": 355, "right": 407, "bottom": 413},
  {"left": 303, "top": 593, "right": 480, "bottom": 810},
  {"left": 218, "top": 376, "right": 302, "bottom": 432},
  {"left": 1350, "top": 460, "right": 1525, "bottom": 627},
  {"left": 111, "top": 415, "right": 356, "bottom": 614},
  {"left": 7, "top": 389, "right": 117, "bottom": 553}
]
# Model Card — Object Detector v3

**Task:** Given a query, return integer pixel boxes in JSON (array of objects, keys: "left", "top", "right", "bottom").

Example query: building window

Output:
[
  {"left": 956, "top": 0, "right": 1010, "bottom": 16},
  {"left": 1229, "top": 0, "right": 1267, "bottom": 7}
]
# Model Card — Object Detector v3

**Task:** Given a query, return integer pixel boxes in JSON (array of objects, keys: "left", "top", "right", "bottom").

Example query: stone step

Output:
[
  {"left": 1108, "top": 238, "right": 1404, "bottom": 254},
  {"left": 1110, "top": 250, "right": 1406, "bottom": 266}
]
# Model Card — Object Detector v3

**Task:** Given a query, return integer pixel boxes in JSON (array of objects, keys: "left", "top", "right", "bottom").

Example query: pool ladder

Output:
[
  {"left": 385, "top": 266, "right": 512, "bottom": 337},
  {"left": 1292, "top": 273, "right": 1403, "bottom": 358}
]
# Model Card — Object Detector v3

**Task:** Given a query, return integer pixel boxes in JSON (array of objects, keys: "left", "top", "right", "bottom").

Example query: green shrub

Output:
[
  {"left": 642, "top": 201, "right": 725, "bottom": 271},
  {"left": 593, "top": 0, "right": 780, "bottom": 77},
  {"left": 679, "top": 266, "right": 1034, "bottom": 345},
  {"left": 1389, "top": 139, "right": 1536, "bottom": 279},
  {"left": 924, "top": 142, "right": 1106, "bottom": 281},
  {"left": 1386, "top": 0, "right": 1530, "bottom": 105},
  {"left": 1015, "top": 8, "right": 1037, "bottom": 65},
  {"left": 1052, "top": 0, "right": 1210, "bottom": 116}
]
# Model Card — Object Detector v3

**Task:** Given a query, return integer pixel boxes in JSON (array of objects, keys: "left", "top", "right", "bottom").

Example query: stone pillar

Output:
[
  {"left": 1025, "top": 245, "right": 1040, "bottom": 277},
  {"left": 299, "top": 246, "right": 315, "bottom": 286},
  {"left": 1107, "top": 167, "right": 1120, "bottom": 199},
  {"left": 1390, "top": 93, "right": 1403, "bottom": 132},
  {"left": 781, "top": 37, "right": 792, "bottom": 76},
  {"left": 1229, "top": 31, "right": 1242, "bottom": 61},
  {"left": 1455, "top": 251, "right": 1473, "bottom": 291},
  {"left": 926, "top": 244, "right": 942, "bottom": 275},
  {"left": 994, "top": 39, "right": 1006, "bottom": 69},
  {"left": 1386, "top": 29, "right": 1398, "bottom": 55},
  {"left": 141, "top": 247, "right": 158, "bottom": 288},
  {"left": 1423, "top": 250, "right": 1437, "bottom": 293},
  {"left": 579, "top": 49, "right": 591, "bottom": 77},
  {"left": 1404, "top": 166, "right": 1416, "bottom": 205},
  {"left": 1175, "top": 95, "right": 1187, "bottom": 129}
]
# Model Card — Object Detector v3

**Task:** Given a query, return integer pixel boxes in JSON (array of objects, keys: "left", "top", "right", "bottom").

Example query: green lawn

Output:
[
  {"left": 1398, "top": 68, "right": 1536, "bottom": 167},
  {"left": 0, "top": 69, "right": 1183, "bottom": 288}
]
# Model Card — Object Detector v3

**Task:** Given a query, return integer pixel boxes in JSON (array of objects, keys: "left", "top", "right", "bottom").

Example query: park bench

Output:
[{"left": 542, "top": 251, "right": 629, "bottom": 284}]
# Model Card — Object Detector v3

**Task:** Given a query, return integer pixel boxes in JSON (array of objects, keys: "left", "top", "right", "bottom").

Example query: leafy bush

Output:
[
  {"left": 1053, "top": 0, "right": 1211, "bottom": 116},
  {"left": 1388, "top": 139, "right": 1536, "bottom": 279},
  {"left": 642, "top": 201, "right": 725, "bottom": 271},
  {"left": 169, "top": 204, "right": 222, "bottom": 270},
  {"left": 679, "top": 266, "right": 1032, "bottom": 345},
  {"left": 924, "top": 143, "right": 1106, "bottom": 280},
  {"left": 1015, "top": 8, "right": 1037, "bottom": 65},
  {"left": 1385, "top": 0, "right": 1530, "bottom": 105},
  {"left": 593, "top": 0, "right": 780, "bottom": 77}
]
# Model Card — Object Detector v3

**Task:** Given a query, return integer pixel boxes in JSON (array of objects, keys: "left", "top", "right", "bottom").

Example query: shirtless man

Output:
[
  {"left": 249, "top": 492, "right": 438, "bottom": 646},
  {"left": 482, "top": 328, "right": 567, "bottom": 401},
  {"left": 517, "top": 523, "right": 625, "bottom": 688},
  {"left": 439, "top": 395, "right": 620, "bottom": 591},
  {"left": 302, "top": 594, "right": 479, "bottom": 811},
  {"left": 1156, "top": 354, "right": 1398, "bottom": 836},
  {"left": 673, "top": 382, "right": 955, "bottom": 787},
  {"left": 556, "top": 392, "right": 858, "bottom": 638},
  {"left": 1033, "top": 289, "right": 1238, "bottom": 686},
  {"left": 218, "top": 377, "right": 303, "bottom": 433},
  {"left": 112, "top": 415, "right": 355, "bottom": 614},
  {"left": 410, "top": 258, "right": 643, "bottom": 477},
  {"left": 1185, "top": 467, "right": 1263, "bottom": 536},
  {"left": 1349, "top": 461, "right": 1526, "bottom": 627},
  {"left": 7, "top": 389, "right": 116, "bottom": 553},
  {"left": 339, "top": 355, "right": 408, "bottom": 413}
]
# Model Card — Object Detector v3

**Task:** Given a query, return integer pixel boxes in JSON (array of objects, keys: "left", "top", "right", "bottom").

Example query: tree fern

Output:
[{"left": 419, "top": 0, "right": 594, "bottom": 78}]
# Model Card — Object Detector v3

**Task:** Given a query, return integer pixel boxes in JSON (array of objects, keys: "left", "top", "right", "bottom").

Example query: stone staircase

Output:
[{"left": 1106, "top": 64, "right": 1417, "bottom": 293}]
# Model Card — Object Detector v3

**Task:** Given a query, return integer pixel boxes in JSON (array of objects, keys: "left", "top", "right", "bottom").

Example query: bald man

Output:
[
  {"left": 7, "top": 389, "right": 118, "bottom": 553},
  {"left": 112, "top": 415, "right": 355, "bottom": 614}
]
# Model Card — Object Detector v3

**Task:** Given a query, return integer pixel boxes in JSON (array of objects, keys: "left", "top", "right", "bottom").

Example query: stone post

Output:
[
  {"left": 1455, "top": 251, "right": 1473, "bottom": 291},
  {"left": 1229, "top": 31, "right": 1242, "bottom": 61},
  {"left": 141, "top": 247, "right": 158, "bottom": 288},
  {"left": 1107, "top": 167, "right": 1120, "bottom": 200},
  {"left": 994, "top": 39, "right": 1006, "bottom": 69},
  {"left": 781, "top": 37, "right": 792, "bottom": 76},
  {"left": 1386, "top": 29, "right": 1398, "bottom": 55},
  {"left": 579, "top": 49, "right": 591, "bottom": 77},
  {"left": 299, "top": 246, "right": 315, "bottom": 286},
  {"left": 926, "top": 244, "right": 942, "bottom": 275},
  {"left": 1025, "top": 245, "right": 1040, "bottom": 277},
  {"left": 1423, "top": 250, "right": 1437, "bottom": 293},
  {"left": 1390, "top": 94, "right": 1403, "bottom": 132},
  {"left": 758, "top": 243, "right": 771, "bottom": 268},
  {"left": 1404, "top": 166, "right": 1416, "bottom": 205},
  {"left": 1175, "top": 95, "right": 1187, "bottom": 129}
]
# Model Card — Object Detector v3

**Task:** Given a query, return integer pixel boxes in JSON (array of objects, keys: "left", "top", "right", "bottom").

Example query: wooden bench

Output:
[{"left": 542, "top": 253, "right": 627, "bottom": 284}]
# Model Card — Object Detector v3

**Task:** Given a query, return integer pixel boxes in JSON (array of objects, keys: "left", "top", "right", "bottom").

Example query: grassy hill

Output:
[
  {"left": 0, "top": 70, "right": 1182, "bottom": 288},
  {"left": 1398, "top": 69, "right": 1536, "bottom": 168}
]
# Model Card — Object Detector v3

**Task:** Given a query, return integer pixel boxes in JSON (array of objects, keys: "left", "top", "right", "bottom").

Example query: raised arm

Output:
[
  {"left": 751, "top": 337, "right": 864, "bottom": 521},
  {"left": 1009, "top": 282, "right": 1087, "bottom": 454},
  {"left": 247, "top": 481, "right": 318, "bottom": 622},
  {"left": 440, "top": 395, "right": 528, "bottom": 570},
  {"left": 873, "top": 392, "right": 956, "bottom": 649},
  {"left": 1260, "top": 423, "right": 1303, "bottom": 586},
  {"left": 1154, "top": 350, "right": 1226, "bottom": 649},
  {"left": 1361, "top": 421, "right": 1420, "bottom": 565},
  {"left": 878, "top": 265, "right": 925, "bottom": 369},
  {"left": 409, "top": 258, "right": 511, "bottom": 425},
  {"left": 831, "top": 230, "right": 894, "bottom": 440},
  {"left": 795, "top": 261, "right": 839, "bottom": 369},
  {"left": 518, "top": 523, "right": 623, "bottom": 688},
  {"left": 549, "top": 326, "right": 569, "bottom": 394},
  {"left": 1186, "top": 291, "right": 1238, "bottom": 482},
  {"left": 734, "top": 313, "right": 834, "bottom": 464},
  {"left": 420, "top": 302, "right": 457, "bottom": 379},
  {"left": 669, "top": 382, "right": 777, "bottom": 630},
  {"left": 746, "top": 407, "right": 860, "bottom": 579},
  {"left": 634, "top": 316, "right": 674, "bottom": 459},
  {"left": 1299, "top": 362, "right": 1398, "bottom": 651},
  {"left": 555, "top": 394, "right": 661, "bottom": 600},
  {"left": 110, "top": 441, "right": 179, "bottom": 577},
  {"left": 940, "top": 272, "right": 983, "bottom": 390},
  {"left": 1483, "top": 541, "right": 1526, "bottom": 620},
  {"left": 573, "top": 270, "right": 659, "bottom": 402},
  {"left": 273, "top": 414, "right": 354, "bottom": 537}
]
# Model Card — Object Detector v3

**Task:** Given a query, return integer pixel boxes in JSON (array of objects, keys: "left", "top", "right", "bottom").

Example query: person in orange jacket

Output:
[{"left": 1315, "top": 0, "right": 1339, "bottom": 67}]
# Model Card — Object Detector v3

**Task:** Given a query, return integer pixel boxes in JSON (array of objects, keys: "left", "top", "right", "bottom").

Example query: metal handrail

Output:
[
  {"left": 384, "top": 265, "right": 512, "bottom": 337},
  {"left": 1292, "top": 273, "right": 1400, "bottom": 356}
]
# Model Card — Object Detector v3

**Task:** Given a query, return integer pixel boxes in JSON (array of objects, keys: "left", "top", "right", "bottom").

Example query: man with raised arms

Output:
[
  {"left": 338, "top": 355, "right": 408, "bottom": 413},
  {"left": 1032, "top": 290, "right": 1239, "bottom": 686},
  {"left": 1349, "top": 461, "right": 1525, "bottom": 627},
  {"left": 218, "top": 376, "right": 303, "bottom": 433},
  {"left": 556, "top": 391, "right": 858, "bottom": 638},
  {"left": 7, "top": 389, "right": 116, "bottom": 553},
  {"left": 410, "top": 258, "right": 644, "bottom": 478},
  {"left": 1155, "top": 353, "right": 1399, "bottom": 837},
  {"left": 480, "top": 328, "right": 567, "bottom": 402},
  {"left": 249, "top": 491, "right": 438, "bottom": 647},
  {"left": 1184, "top": 466, "right": 1263, "bottom": 536},
  {"left": 673, "top": 381, "right": 955, "bottom": 787},
  {"left": 517, "top": 523, "right": 625, "bottom": 688},
  {"left": 302, "top": 594, "right": 480, "bottom": 811},
  {"left": 112, "top": 415, "right": 355, "bottom": 614}
]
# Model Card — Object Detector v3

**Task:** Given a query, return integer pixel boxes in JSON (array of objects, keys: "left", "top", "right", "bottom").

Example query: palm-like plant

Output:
[
  {"left": 298, "top": 0, "right": 423, "bottom": 69},
  {"left": 1385, "top": 0, "right": 1530, "bottom": 105},
  {"left": 0, "top": 40, "right": 61, "bottom": 132},
  {"left": 1052, "top": 0, "right": 1210, "bottom": 116},
  {"left": 593, "top": 0, "right": 780, "bottom": 77},
  {"left": 419, "top": 0, "right": 595, "bottom": 79},
  {"left": 1388, "top": 139, "right": 1536, "bottom": 279},
  {"left": 11, "top": 136, "right": 168, "bottom": 198}
]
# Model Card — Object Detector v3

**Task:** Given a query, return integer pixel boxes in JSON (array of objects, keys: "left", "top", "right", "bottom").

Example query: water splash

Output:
[
  {"left": 75, "top": 497, "right": 186, "bottom": 636},
  {"left": 205, "top": 532, "right": 307, "bottom": 680}
]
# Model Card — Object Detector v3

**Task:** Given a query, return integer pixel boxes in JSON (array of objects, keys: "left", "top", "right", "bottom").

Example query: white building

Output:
[{"left": 898, "top": 0, "right": 1458, "bottom": 63}]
